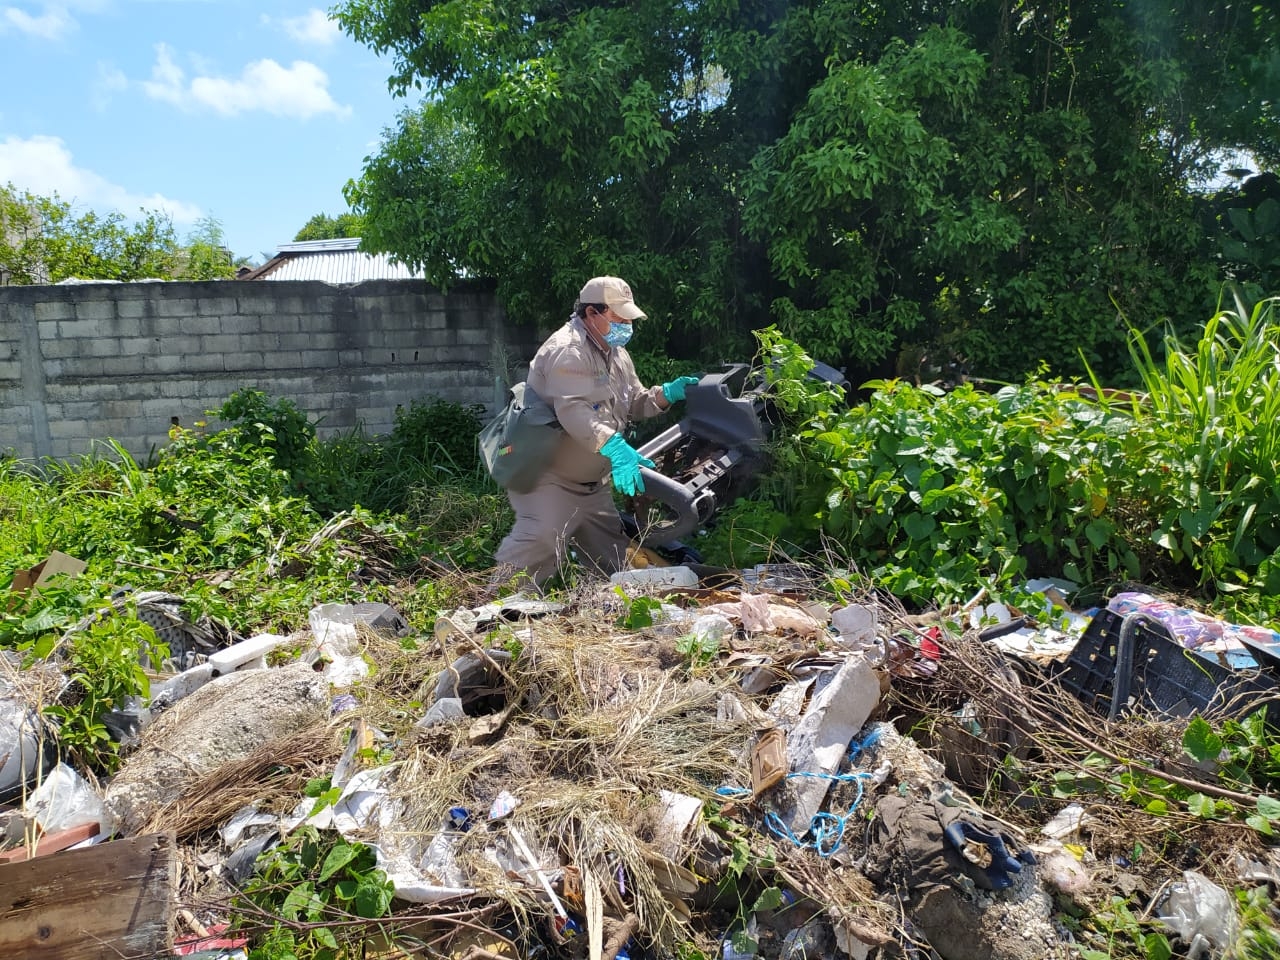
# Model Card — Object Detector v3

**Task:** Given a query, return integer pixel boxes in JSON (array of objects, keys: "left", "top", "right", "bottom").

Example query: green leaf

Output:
[
  {"left": 1143, "top": 931, "right": 1173, "bottom": 960},
  {"left": 1182, "top": 716, "right": 1224, "bottom": 763},
  {"left": 1246, "top": 814, "right": 1275, "bottom": 836},
  {"left": 353, "top": 876, "right": 393, "bottom": 918},
  {"left": 319, "top": 841, "right": 361, "bottom": 882},
  {"left": 313, "top": 928, "right": 339, "bottom": 950},
  {"left": 1256, "top": 795, "right": 1280, "bottom": 821},
  {"left": 281, "top": 882, "right": 316, "bottom": 921},
  {"left": 902, "top": 513, "right": 937, "bottom": 540},
  {"left": 751, "top": 886, "right": 786, "bottom": 913},
  {"left": 1186, "top": 793, "right": 1218, "bottom": 818}
]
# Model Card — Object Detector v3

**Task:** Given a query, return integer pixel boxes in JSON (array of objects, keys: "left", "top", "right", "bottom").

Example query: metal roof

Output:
[{"left": 242, "top": 238, "right": 428, "bottom": 283}]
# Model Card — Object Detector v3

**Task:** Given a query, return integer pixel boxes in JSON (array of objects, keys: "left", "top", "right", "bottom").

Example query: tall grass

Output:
[{"left": 1108, "top": 294, "right": 1280, "bottom": 606}]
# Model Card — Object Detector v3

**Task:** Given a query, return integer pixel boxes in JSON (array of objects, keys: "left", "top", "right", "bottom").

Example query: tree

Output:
[
  {"left": 0, "top": 185, "right": 237, "bottom": 283},
  {"left": 294, "top": 212, "right": 366, "bottom": 241},
  {"left": 2, "top": 184, "right": 179, "bottom": 283},
  {"left": 334, "top": 0, "right": 1278, "bottom": 382},
  {"left": 180, "top": 216, "right": 236, "bottom": 280}
]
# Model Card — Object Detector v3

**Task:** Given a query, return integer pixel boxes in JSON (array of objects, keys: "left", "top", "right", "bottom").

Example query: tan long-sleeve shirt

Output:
[{"left": 526, "top": 317, "right": 668, "bottom": 485}]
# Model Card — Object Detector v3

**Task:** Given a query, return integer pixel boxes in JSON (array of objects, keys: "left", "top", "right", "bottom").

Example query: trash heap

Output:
[{"left": 2, "top": 565, "right": 1278, "bottom": 960}]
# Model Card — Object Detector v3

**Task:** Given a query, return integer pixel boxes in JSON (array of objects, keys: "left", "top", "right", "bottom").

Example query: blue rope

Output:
[
  {"left": 715, "top": 729, "right": 884, "bottom": 858},
  {"left": 763, "top": 770, "right": 872, "bottom": 857}
]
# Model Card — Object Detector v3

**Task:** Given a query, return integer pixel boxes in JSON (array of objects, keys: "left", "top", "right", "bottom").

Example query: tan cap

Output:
[{"left": 579, "top": 276, "right": 646, "bottom": 321}]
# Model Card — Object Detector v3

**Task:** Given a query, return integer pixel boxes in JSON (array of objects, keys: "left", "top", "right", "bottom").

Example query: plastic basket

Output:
[{"left": 1057, "top": 608, "right": 1277, "bottom": 719}]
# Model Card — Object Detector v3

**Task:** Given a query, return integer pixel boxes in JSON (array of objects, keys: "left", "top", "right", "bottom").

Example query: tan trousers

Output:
[{"left": 493, "top": 477, "right": 630, "bottom": 588}]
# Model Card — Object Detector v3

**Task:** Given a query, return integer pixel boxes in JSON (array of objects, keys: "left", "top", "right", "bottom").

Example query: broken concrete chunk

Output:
[{"left": 104, "top": 661, "right": 328, "bottom": 836}]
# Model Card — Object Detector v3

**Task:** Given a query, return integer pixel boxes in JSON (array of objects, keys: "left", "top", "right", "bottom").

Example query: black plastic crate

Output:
[{"left": 1057, "top": 608, "right": 1277, "bottom": 719}]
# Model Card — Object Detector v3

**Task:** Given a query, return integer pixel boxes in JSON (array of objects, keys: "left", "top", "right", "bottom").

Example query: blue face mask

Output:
[{"left": 603, "top": 321, "right": 633, "bottom": 348}]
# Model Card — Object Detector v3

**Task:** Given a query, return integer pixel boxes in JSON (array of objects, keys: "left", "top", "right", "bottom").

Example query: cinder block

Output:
[
  {"left": 49, "top": 358, "right": 106, "bottom": 378},
  {"left": 277, "top": 332, "right": 314, "bottom": 351},
  {"left": 33, "top": 301, "right": 75, "bottom": 322},
  {"left": 0, "top": 361, "right": 20, "bottom": 383},
  {"left": 48, "top": 418, "right": 91, "bottom": 439},
  {"left": 197, "top": 296, "right": 237, "bottom": 316},
  {"left": 102, "top": 316, "right": 143, "bottom": 338},
  {"left": 142, "top": 353, "right": 184, "bottom": 375},
  {"left": 200, "top": 334, "right": 240, "bottom": 354},
  {"left": 141, "top": 397, "right": 180, "bottom": 419},
  {"left": 173, "top": 315, "right": 222, "bottom": 335},
  {"left": 117, "top": 299, "right": 155, "bottom": 319},
  {"left": 101, "top": 357, "right": 146, "bottom": 377},
  {"left": 247, "top": 313, "right": 301, "bottom": 334},
  {"left": 158, "top": 298, "right": 198, "bottom": 317},
  {"left": 39, "top": 338, "right": 80, "bottom": 359},
  {"left": 223, "top": 352, "right": 268, "bottom": 372},
  {"left": 160, "top": 335, "right": 202, "bottom": 356},
  {"left": 74, "top": 299, "right": 117, "bottom": 322},
  {"left": 57, "top": 318, "right": 103, "bottom": 339},
  {"left": 177, "top": 352, "right": 227, "bottom": 374},
  {"left": 82, "top": 337, "right": 124, "bottom": 358}
]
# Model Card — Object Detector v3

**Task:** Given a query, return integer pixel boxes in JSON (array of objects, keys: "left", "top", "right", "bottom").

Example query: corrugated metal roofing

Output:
[{"left": 245, "top": 238, "right": 428, "bottom": 284}]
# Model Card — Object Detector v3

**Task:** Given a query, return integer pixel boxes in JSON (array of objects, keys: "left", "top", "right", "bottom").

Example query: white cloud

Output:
[
  {"left": 279, "top": 9, "right": 341, "bottom": 47},
  {"left": 2, "top": 4, "right": 76, "bottom": 40},
  {"left": 91, "top": 60, "right": 128, "bottom": 111},
  {"left": 0, "top": 134, "right": 203, "bottom": 223},
  {"left": 141, "top": 42, "right": 351, "bottom": 119}
]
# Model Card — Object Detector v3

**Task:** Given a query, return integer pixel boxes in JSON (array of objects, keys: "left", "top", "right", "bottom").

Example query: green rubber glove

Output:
[
  {"left": 600, "top": 432, "right": 655, "bottom": 496},
  {"left": 661, "top": 375, "right": 699, "bottom": 404}
]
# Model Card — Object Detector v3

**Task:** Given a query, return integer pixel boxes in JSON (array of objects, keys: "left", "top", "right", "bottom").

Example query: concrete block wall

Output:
[{"left": 0, "top": 279, "right": 540, "bottom": 461}]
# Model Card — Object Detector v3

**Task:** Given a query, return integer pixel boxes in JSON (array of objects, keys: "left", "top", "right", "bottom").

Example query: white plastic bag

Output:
[{"left": 1157, "top": 870, "right": 1240, "bottom": 958}]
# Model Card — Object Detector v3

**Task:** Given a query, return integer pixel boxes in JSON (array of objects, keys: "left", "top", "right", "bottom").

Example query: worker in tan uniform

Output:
[{"left": 493, "top": 276, "right": 698, "bottom": 588}]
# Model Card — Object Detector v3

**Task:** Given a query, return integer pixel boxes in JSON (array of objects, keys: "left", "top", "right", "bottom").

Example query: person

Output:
[{"left": 492, "top": 276, "right": 699, "bottom": 589}]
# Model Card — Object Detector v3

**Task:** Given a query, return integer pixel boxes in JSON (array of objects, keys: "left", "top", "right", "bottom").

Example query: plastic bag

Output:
[{"left": 1157, "top": 870, "right": 1240, "bottom": 958}]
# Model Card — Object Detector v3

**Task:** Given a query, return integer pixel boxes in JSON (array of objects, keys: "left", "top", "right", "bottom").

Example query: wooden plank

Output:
[{"left": 0, "top": 832, "right": 176, "bottom": 960}]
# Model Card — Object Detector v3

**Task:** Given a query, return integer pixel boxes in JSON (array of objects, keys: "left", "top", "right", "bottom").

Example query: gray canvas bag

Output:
[{"left": 478, "top": 382, "right": 562, "bottom": 493}]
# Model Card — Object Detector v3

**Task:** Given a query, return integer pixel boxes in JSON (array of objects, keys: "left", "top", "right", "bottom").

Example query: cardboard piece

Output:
[
  {"left": 8, "top": 551, "right": 86, "bottom": 596},
  {"left": 751, "top": 727, "right": 788, "bottom": 796}
]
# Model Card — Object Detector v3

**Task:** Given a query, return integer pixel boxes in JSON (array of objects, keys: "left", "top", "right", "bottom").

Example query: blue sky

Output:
[{"left": 0, "top": 1, "right": 402, "bottom": 264}]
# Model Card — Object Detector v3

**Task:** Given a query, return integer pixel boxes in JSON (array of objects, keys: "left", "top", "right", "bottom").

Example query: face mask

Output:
[{"left": 603, "top": 321, "right": 633, "bottom": 348}]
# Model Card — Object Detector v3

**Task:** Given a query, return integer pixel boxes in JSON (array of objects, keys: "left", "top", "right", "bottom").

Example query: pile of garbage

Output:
[{"left": 1, "top": 563, "right": 1278, "bottom": 960}]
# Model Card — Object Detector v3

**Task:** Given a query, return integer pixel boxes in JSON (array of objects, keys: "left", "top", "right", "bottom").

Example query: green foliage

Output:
[
  {"left": 612, "top": 587, "right": 663, "bottom": 630},
  {"left": 44, "top": 612, "right": 166, "bottom": 774},
  {"left": 1048, "top": 713, "right": 1280, "bottom": 837},
  {"left": 236, "top": 826, "right": 395, "bottom": 959},
  {"left": 1107, "top": 296, "right": 1280, "bottom": 618},
  {"left": 0, "top": 587, "right": 168, "bottom": 775},
  {"left": 180, "top": 216, "right": 236, "bottom": 280},
  {"left": 767, "top": 362, "right": 1140, "bottom": 604},
  {"left": 1079, "top": 895, "right": 1172, "bottom": 960},
  {"left": 675, "top": 628, "right": 722, "bottom": 671},
  {"left": 0, "top": 184, "right": 239, "bottom": 283},
  {"left": 696, "top": 497, "right": 791, "bottom": 570},
  {"left": 217, "top": 389, "right": 318, "bottom": 474},
  {"left": 294, "top": 212, "right": 366, "bottom": 242},
  {"left": 333, "top": 0, "right": 1276, "bottom": 380},
  {"left": 385, "top": 397, "right": 484, "bottom": 479}
]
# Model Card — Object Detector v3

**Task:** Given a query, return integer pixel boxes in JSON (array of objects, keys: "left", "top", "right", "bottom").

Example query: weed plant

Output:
[{"left": 740, "top": 302, "right": 1280, "bottom": 622}]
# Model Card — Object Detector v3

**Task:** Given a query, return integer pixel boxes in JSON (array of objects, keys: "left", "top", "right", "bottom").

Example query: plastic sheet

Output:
[{"left": 1157, "top": 870, "right": 1240, "bottom": 958}]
